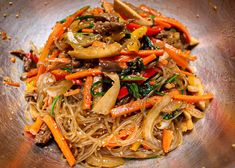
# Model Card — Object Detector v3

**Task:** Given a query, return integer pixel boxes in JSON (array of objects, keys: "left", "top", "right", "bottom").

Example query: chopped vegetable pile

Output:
[{"left": 13, "top": 0, "right": 213, "bottom": 167}]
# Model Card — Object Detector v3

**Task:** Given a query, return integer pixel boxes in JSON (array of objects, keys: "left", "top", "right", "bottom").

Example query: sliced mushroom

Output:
[{"left": 113, "top": 0, "right": 153, "bottom": 26}]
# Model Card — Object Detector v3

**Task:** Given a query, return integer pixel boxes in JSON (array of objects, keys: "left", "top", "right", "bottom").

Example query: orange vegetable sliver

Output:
[
  {"left": 143, "top": 54, "right": 157, "bottom": 65},
  {"left": 172, "top": 93, "right": 214, "bottom": 103},
  {"left": 43, "top": 115, "right": 76, "bottom": 167},
  {"left": 24, "top": 117, "right": 43, "bottom": 135},
  {"left": 111, "top": 96, "right": 161, "bottom": 118},
  {"left": 65, "top": 68, "right": 102, "bottom": 80},
  {"left": 82, "top": 76, "right": 93, "bottom": 110},
  {"left": 162, "top": 129, "right": 174, "bottom": 153},
  {"left": 81, "top": 28, "right": 94, "bottom": 33},
  {"left": 64, "top": 88, "right": 81, "bottom": 97}
]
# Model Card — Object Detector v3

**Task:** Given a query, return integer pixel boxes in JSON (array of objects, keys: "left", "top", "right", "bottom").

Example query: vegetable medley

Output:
[{"left": 11, "top": 0, "right": 213, "bottom": 167}]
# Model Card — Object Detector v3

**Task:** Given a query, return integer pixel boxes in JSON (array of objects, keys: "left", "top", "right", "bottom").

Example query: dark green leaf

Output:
[
  {"left": 90, "top": 81, "right": 104, "bottom": 97},
  {"left": 165, "top": 74, "right": 178, "bottom": 84},
  {"left": 162, "top": 110, "right": 182, "bottom": 120}
]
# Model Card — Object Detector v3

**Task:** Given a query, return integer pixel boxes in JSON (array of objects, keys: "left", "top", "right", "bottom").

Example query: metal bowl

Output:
[{"left": 0, "top": 0, "right": 235, "bottom": 167}]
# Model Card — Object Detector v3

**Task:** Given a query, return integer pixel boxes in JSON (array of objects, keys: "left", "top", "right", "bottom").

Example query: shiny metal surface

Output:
[{"left": 0, "top": 0, "right": 235, "bottom": 167}]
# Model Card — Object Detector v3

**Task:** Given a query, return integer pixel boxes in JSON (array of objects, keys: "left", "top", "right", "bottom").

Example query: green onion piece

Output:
[
  {"left": 162, "top": 110, "right": 182, "bottom": 120},
  {"left": 75, "top": 15, "right": 94, "bottom": 21},
  {"left": 90, "top": 81, "right": 104, "bottom": 97},
  {"left": 122, "top": 75, "right": 147, "bottom": 81},
  {"left": 150, "top": 15, "right": 156, "bottom": 19},
  {"left": 87, "top": 22, "right": 95, "bottom": 28},
  {"left": 51, "top": 96, "right": 60, "bottom": 117},
  {"left": 62, "top": 67, "right": 73, "bottom": 73},
  {"left": 166, "top": 74, "right": 178, "bottom": 84},
  {"left": 127, "top": 83, "right": 141, "bottom": 99},
  {"left": 59, "top": 18, "right": 66, "bottom": 23}
]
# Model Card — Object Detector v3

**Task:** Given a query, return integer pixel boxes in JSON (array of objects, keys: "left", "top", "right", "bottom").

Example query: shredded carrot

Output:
[
  {"left": 24, "top": 117, "right": 43, "bottom": 135},
  {"left": 111, "top": 96, "right": 161, "bottom": 118},
  {"left": 139, "top": 12, "right": 148, "bottom": 18},
  {"left": 36, "top": 64, "right": 46, "bottom": 83},
  {"left": 162, "top": 129, "right": 174, "bottom": 153},
  {"left": 26, "top": 68, "right": 38, "bottom": 78},
  {"left": 143, "top": 54, "right": 157, "bottom": 65},
  {"left": 154, "top": 16, "right": 191, "bottom": 43},
  {"left": 39, "top": 23, "right": 64, "bottom": 62},
  {"left": 51, "top": 69, "right": 70, "bottom": 81},
  {"left": 155, "top": 20, "right": 172, "bottom": 29},
  {"left": 159, "top": 59, "right": 168, "bottom": 66},
  {"left": 176, "top": 69, "right": 194, "bottom": 76},
  {"left": 172, "top": 93, "right": 213, "bottom": 103},
  {"left": 38, "top": 7, "right": 89, "bottom": 63},
  {"left": 65, "top": 68, "right": 102, "bottom": 80},
  {"left": 3, "top": 81, "right": 20, "bottom": 87},
  {"left": 82, "top": 76, "right": 93, "bottom": 110},
  {"left": 42, "top": 96, "right": 49, "bottom": 109},
  {"left": 120, "top": 49, "right": 164, "bottom": 57},
  {"left": 81, "top": 28, "right": 94, "bottom": 33},
  {"left": 57, "top": 6, "right": 90, "bottom": 38},
  {"left": 92, "top": 41, "right": 106, "bottom": 47},
  {"left": 43, "top": 115, "right": 76, "bottom": 167},
  {"left": 90, "top": 7, "right": 104, "bottom": 15},
  {"left": 106, "top": 127, "right": 135, "bottom": 147},
  {"left": 50, "top": 50, "right": 60, "bottom": 59},
  {"left": 25, "top": 76, "right": 37, "bottom": 84},
  {"left": 164, "top": 43, "right": 189, "bottom": 68},
  {"left": 64, "top": 88, "right": 81, "bottom": 97},
  {"left": 46, "top": 57, "right": 71, "bottom": 64}
]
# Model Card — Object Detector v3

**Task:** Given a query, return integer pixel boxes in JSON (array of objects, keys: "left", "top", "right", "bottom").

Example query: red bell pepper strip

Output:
[
  {"left": 26, "top": 52, "right": 38, "bottom": 63},
  {"left": 118, "top": 86, "right": 129, "bottom": 100},
  {"left": 142, "top": 69, "right": 157, "bottom": 79},
  {"left": 126, "top": 23, "right": 163, "bottom": 36}
]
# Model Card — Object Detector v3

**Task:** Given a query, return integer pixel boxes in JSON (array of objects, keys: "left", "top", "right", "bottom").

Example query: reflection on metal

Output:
[{"left": 0, "top": 0, "right": 235, "bottom": 167}]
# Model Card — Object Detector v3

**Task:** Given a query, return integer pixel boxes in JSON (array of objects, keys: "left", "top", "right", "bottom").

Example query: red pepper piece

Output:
[{"left": 118, "top": 86, "right": 129, "bottom": 100}]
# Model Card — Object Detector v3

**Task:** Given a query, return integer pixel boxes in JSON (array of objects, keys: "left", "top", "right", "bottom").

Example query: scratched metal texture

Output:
[{"left": 0, "top": 0, "right": 235, "bottom": 168}]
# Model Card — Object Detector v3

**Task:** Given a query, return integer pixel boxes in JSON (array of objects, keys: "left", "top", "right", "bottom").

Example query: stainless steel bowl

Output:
[{"left": 0, "top": 0, "right": 235, "bottom": 167}]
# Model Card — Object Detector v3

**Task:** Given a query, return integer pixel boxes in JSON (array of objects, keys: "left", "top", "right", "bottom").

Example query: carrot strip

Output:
[
  {"left": 164, "top": 43, "right": 189, "bottom": 68},
  {"left": 176, "top": 69, "right": 194, "bottom": 76},
  {"left": 26, "top": 68, "right": 38, "bottom": 78},
  {"left": 36, "top": 64, "right": 46, "bottom": 83},
  {"left": 82, "top": 28, "right": 94, "bottom": 33},
  {"left": 50, "top": 50, "right": 60, "bottom": 59},
  {"left": 65, "top": 68, "right": 102, "bottom": 80},
  {"left": 158, "top": 59, "right": 168, "bottom": 66},
  {"left": 38, "top": 6, "right": 89, "bottom": 63},
  {"left": 120, "top": 50, "right": 164, "bottom": 57},
  {"left": 154, "top": 16, "right": 191, "bottom": 43},
  {"left": 64, "top": 88, "right": 81, "bottom": 97},
  {"left": 111, "top": 96, "right": 161, "bottom": 118},
  {"left": 24, "top": 117, "right": 43, "bottom": 135},
  {"left": 82, "top": 76, "right": 93, "bottom": 110},
  {"left": 39, "top": 23, "right": 64, "bottom": 62},
  {"left": 57, "top": 6, "right": 90, "bottom": 38},
  {"left": 143, "top": 54, "right": 157, "bottom": 65},
  {"left": 46, "top": 57, "right": 71, "bottom": 64},
  {"left": 139, "top": 12, "right": 148, "bottom": 18},
  {"left": 162, "top": 129, "right": 174, "bottom": 153},
  {"left": 43, "top": 115, "right": 76, "bottom": 167},
  {"left": 172, "top": 93, "right": 213, "bottom": 103},
  {"left": 155, "top": 20, "right": 172, "bottom": 29},
  {"left": 3, "top": 81, "right": 20, "bottom": 87}
]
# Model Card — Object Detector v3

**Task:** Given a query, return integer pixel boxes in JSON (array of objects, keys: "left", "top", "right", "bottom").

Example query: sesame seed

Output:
[
  {"left": 3, "top": 13, "right": 7, "bottom": 17},
  {"left": 16, "top": 13, "right": 20, "bottom": 18},
  {"left": 9, "top": 1, "right": 13, "bottom": 5},
  {"left": 232, "top": 144, "right": 235, "bottom": 148},
  {"left": 10, "top": 57, "right": 16, "bottom": 63}
]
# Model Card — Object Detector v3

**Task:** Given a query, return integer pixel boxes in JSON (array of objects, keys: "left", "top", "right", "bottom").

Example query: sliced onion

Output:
[
  {"left": 185, "top": 107, "right": 205, "bottom": 119},
  {"left": 161, "top": 100, "right": 183, "bottom": 113},
  {"left": 46, "top": 80, "right": 73, "bottom": 97},
  {"left": 93, "top": 73, "right": 120, "bottom": 115},
  {"left": 157, "top": 120, "right": 171, "bottom": 130},
  {"left": 37, "top": 72, "right": 56, "bottom": 93},
  {"left": 143, "top": 95, "right": 171, "bottom": 147},
  {"left": 86, "top": 154, "right": 125, "bottom": 167}
]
